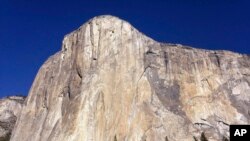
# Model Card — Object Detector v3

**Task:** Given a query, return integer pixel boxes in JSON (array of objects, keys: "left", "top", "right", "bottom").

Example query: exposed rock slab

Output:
[
  {"left": 11, "top": 15, "right": 250, "bottom": 141},
  {"left": 0, "top": 96, "right": 25, "bottom": 140}
]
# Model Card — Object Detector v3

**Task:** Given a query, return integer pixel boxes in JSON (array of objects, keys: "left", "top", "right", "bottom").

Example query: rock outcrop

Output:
[
  {"left": 11, "top": 15, "right": 250, "bottom": 141},
  {"left": 0, "top": 96, "right": 25, "bottom": 140}
]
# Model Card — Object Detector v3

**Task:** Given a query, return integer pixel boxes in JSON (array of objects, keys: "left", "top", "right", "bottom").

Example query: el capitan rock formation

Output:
[{"left": 11, "top": 15, "right": 250, "bottom": 141}]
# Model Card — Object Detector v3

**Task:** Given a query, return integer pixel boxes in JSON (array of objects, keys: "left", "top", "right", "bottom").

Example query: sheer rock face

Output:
[
  {"left": 0, "top": 96, "right": 25, "bottom": 139},
  {"left": 11, "top": 15, "right": 250, "bottom": 141}
]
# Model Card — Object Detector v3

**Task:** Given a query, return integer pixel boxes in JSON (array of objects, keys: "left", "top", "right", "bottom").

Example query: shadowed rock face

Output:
[
  {"left": 0, "top": 96, "right": 25, "bottom": 140},
  {"left": 10, "top": 15, "right": 250, "bottom": 141}
]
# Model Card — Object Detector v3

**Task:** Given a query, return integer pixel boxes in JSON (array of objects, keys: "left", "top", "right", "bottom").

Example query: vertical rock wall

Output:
[{"left": 11, "top": 15, "right": 250, "bottom": 141}]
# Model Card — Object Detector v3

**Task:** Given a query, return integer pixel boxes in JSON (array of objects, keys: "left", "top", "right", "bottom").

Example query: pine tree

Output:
[
  {"left": 222, "top": 136, "right": 229, "bottom": 141},
  {"left": 200, "top": 132, "right": 208, "bottom": 141},
  {"left": 193, "top": 136, "right": 198, "bottom": 141},
  {"left": 165, "top": 136, "right": 168, "bottom": 141}
]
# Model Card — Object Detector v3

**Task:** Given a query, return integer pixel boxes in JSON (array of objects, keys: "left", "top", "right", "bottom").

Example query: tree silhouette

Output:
[
  {"left": 200, "top": 132, "right": 208, "bottom": 141},
  {"left": 222, "top": 136, "right": 229, "bottom": 141},
  {"left": 193, "top": 136, "right": 198, "bottom": 141}
]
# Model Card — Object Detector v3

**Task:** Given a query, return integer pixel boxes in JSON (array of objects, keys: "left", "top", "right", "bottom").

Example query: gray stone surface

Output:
[
  {"left": 0, "top": 96, "right": 25, "bottom": 140},
  {"left": 11, "top": 15, "right": 250, "bottom": 141}
]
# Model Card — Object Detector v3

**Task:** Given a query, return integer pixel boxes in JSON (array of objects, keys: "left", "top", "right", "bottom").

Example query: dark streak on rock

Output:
[
  {"left": 144, "top": 45, "right": 186, "bottom": 117},
  {"left": 163, "top": 52, "right": 168, "bottom": 70}
]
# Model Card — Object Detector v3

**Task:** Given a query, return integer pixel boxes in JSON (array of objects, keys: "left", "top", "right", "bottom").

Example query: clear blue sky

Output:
[{"left": 0, "top": 0, "right": 249, "bottom": 97}]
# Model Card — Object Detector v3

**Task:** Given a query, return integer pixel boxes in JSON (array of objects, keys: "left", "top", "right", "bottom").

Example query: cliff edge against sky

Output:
[{"left": 10, "top": 15, "right": 250, "bottom": 141}]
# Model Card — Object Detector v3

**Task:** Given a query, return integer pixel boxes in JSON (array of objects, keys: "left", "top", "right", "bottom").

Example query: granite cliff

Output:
[
  {"left": 0, "top": 96, "right": 25, "bottom": 141},
  {"left": 11, "top": 15, "right": 250, "bottom": 141}
]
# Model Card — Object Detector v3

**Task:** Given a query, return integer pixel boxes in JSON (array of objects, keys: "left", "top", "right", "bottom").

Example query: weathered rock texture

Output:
[
  {"left": 0, "top": 96, "right": 25, "bottom": 140},
  {"left": 11, "top": 15, "right": 250, "bottom": 141}
]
